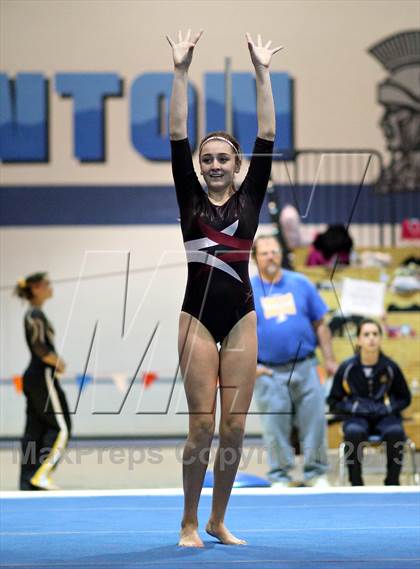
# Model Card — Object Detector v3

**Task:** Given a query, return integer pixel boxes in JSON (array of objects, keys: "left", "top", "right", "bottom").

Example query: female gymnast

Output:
[
  {"left": 167, "top": 29, "right": 282, "bottom": 546},
  {"left": 15, "top": 272, "right": 71, "bottom": 490}
]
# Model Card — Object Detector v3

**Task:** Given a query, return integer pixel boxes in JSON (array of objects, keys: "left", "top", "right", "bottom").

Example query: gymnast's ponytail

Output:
[{"left": 14, "top": 272, "right": 48, "bottom": 301}]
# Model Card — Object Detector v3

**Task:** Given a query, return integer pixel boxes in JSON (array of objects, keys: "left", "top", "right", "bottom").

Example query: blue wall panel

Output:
[{"left": 0, "top": 185, "right": 418, "bottom": 225}]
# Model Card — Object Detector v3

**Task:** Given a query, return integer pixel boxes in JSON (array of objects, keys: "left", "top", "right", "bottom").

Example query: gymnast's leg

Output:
[
  {"left": 178, "top": 312, "right": 219, "bottom": 547},
  {"left": 206, "top": 311, "right": 257, "bottom": 545}
]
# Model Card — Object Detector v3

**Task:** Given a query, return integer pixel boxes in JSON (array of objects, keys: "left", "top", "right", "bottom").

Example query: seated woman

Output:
[
  {"left": 328, "top": 318, "right": 411, "bottom": 486},
  {"left": 306, "top": 224, "right": 353, "bottom": 266}
]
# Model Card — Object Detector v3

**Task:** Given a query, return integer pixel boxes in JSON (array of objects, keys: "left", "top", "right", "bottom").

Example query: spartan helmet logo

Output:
[{"left": 368, "top": 30, "right": 420, "bottom": 192}]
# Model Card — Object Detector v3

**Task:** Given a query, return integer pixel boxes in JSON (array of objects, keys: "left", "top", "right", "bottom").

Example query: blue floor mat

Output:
[{"left": 1, "top": 490, "right": 419, "bottom": 569}]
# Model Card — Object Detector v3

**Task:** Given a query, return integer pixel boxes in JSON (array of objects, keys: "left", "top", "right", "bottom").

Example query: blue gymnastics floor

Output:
[{"left": 0, "top": 488, "right": 419, "bottom": 569}]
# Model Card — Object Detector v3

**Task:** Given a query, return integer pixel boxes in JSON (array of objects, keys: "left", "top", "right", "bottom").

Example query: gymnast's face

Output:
[
  {"left": 199, "top": 140, "right": 240, "bottom": 193},
  {"left": 357, "top": 323, "right": 382, "bottom": 354},
  {"left": 31, "top": 278, "right": 53, "bottom": 304}
]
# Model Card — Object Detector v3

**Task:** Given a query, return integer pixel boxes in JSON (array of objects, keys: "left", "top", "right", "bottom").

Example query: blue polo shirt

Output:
[{"left": 251, "top": 270, "right": 328, "bottom": 364}]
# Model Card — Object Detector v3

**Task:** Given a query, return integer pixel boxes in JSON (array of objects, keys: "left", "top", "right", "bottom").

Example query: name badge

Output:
[{"left": 261, "top": 293, "right": 296, "bottom": 322}]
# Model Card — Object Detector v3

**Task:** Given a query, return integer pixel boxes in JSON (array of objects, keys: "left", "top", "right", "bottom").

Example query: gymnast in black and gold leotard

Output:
[
  {"left": 14, "top": 272, "right": 71, "bottom": 491},
  {"left": 167, "top": 28, "right": 282, "bottom": 547}
]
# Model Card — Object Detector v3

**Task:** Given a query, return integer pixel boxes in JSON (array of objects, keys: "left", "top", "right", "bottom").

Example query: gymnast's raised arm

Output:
[
  {"left": 167, "top": 29, "right": 203, "bottom": 141},
  {"left": 246, "top": 32, "right": 283, "bottom": 141}
]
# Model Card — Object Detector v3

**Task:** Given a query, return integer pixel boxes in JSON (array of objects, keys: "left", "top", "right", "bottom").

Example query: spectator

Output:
[
  {"left": 251, "top": 235, "right": 338, "bottom": 487},
  {"left": 306, "top": 224, "right": 353, "bottom": 267},
  {"left": 279, "top": 204, "right": 304, "bottom": 249},
  {"left": 328, "top": 318, "right": 411, "bottom": 486}
]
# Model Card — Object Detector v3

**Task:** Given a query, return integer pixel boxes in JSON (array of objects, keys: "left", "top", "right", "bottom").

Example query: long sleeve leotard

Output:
[{"left": 171, "top": 137, "right": 274, "bottom": 343}]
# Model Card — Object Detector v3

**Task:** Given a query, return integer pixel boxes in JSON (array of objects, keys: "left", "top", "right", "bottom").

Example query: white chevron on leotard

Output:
[
  {"left": 184, "top": 220, "right": 242, "bottom": 282},
  {"left": 185, "top": 251, "right": 242, "bottom": 282},
  {"left": 221, "top": 220, "right": 239, "bottom": 236},
  {"left": 184, "top": 220, "right": 239, "bottom": 252}
]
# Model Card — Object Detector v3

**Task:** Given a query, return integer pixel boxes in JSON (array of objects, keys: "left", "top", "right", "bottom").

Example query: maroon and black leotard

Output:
[{"left": 171, "top": 137, "right": 274, "bottom": 344}]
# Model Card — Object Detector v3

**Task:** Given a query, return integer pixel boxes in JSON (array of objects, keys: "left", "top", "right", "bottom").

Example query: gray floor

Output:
[{"left": 1, "top": 438, "right": 417, "bottom": 490}]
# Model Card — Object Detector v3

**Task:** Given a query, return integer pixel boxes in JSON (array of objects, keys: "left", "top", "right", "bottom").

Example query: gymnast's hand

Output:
[
  {"left": 246, "top": 33, "right": 283, "bottom": 68},
  {"left": 166, "top": 29, "right": 204, "bottom": 71},
  {"left": 55, "top": 357, "right": 66, "bottom": 374}
]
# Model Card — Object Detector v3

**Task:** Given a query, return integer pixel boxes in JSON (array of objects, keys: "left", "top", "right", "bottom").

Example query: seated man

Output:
[{"left": 328, "top": 319, "right": 411, "bottom": 485}]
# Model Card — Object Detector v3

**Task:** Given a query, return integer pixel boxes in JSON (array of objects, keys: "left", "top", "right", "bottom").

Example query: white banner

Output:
[{"left": 340, "top": 278, "right": 386, "bottom": 317}]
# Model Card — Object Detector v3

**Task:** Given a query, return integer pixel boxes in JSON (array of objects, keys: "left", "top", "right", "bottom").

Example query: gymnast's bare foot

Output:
[
  {"left": 205, "top": 521, "right": 246, "bottom": 545},
  {"left": 178, "top": 525, "right": 204, "bottom": 547}
]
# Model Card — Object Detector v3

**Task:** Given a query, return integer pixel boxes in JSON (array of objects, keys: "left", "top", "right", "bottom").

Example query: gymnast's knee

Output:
[
  {"left": 219, "top": 417, "right": 245, "bottom": 446},
  {"left": 188, "top": 417, "right": 215, "bottom": 445}
]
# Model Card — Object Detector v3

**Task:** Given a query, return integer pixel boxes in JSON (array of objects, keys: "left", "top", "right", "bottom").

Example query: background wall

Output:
[
  {"left": 1, "top": 0, "right": 418, "bottom": 436},
  {"left": 1, "top": 0, "right": 417, "bottom": 184}
]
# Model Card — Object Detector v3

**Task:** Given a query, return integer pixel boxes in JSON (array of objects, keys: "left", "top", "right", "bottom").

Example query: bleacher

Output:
[{"left": 291, "top": 246, "right": 420, "bottom": 448}]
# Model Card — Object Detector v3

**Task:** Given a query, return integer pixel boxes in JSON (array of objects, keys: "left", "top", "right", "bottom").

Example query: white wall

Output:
[
  {"left": 1, "top": 0, "right": 416, "bottom": 184},
  {"left": 1, "top": 0, "right": 416, "bottom": 436}
]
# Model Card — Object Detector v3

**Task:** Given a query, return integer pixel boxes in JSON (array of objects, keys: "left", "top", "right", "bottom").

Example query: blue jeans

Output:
[{"left": 254, "top": 358, "right": 328, "bottom": 482}]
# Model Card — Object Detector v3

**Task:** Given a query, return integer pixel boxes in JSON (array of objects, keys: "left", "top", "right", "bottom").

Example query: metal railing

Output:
[{"left": 268, "top": 148, "right": 413, "bottom": 247}]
